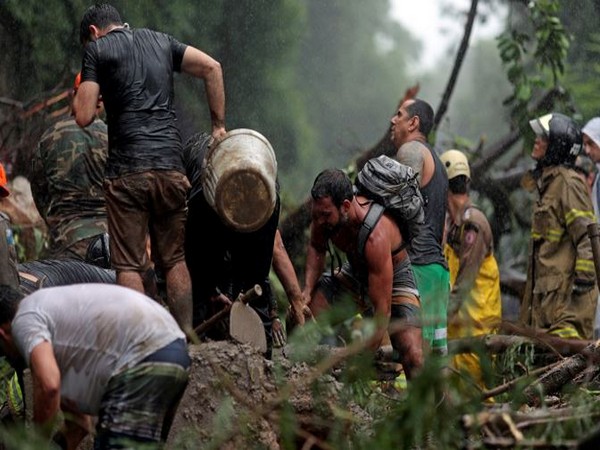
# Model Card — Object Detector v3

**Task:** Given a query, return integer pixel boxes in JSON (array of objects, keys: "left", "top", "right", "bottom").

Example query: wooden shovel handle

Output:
[
  {"left": 193, "top": 305, "right": 231, "bottom": 336},
  {"left": 238, "top": 284, "right": 263, "bottom": 305},
  {"left": 193, "top": 284, "right": 263, "bottom": 336}
]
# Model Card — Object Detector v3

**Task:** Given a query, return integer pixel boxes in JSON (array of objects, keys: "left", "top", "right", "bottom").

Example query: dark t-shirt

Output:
[
  {"left": 81, "top": 28, "right": 188, "bottom": 178},
  {"left": 182, "top": 132, "right": 212, "bottom": 201}
]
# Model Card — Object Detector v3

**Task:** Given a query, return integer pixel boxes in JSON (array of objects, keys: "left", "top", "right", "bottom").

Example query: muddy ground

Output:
[
  {"left": 166, "top": 341, "right": 372, "bottom": 449},
  {"left": 22, "top": 339, "right": 368, "bottom": 450}
]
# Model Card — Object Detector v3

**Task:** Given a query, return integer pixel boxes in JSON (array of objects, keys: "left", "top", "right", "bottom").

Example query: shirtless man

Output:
[{"left": 303, "top": 168, "right": 423, "bottom": 379}]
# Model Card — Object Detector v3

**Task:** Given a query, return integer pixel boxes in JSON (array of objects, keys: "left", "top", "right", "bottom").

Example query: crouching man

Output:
[
  {"left": 0, "top": 283, "right": 190, "bottom": 449},
  {"left": 303, "top": 169, "right": 423, "bottom": 379}
]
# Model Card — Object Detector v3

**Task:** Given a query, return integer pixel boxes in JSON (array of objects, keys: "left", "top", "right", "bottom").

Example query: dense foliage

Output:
[{"left": 0, "top": 1, "right": 416, "bottom": 196}]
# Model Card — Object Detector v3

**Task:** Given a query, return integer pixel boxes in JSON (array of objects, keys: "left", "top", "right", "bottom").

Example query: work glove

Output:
[
  {"left": 272, "top": 318, "right": 287, "bottom": 347},
  {"left": 572, "top": 279, "right": 596, "bottom": 296}
]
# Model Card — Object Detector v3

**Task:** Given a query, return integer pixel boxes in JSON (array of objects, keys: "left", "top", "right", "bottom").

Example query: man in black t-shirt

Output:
[
  {"left": 74, "top": 3, "right": 226, "bottom": 336},
  {"left": 183, "top": 132, "right": 287, "bottom": 357}
]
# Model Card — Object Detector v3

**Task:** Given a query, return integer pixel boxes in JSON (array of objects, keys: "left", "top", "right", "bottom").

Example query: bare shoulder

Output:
[
  {"left": 396, "top": 141, "right": 426, "bottom": 161},
  {"left": 365, "top": 213, "right": 401, "bottom": 256},
  {"left": 395, "top": 141, "right": 428, "bottom": 183}
]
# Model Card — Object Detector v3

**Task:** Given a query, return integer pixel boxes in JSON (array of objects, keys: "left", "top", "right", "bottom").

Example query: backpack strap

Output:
[{"left": 357, "top": 202, "right": 385, "bottom": 259}]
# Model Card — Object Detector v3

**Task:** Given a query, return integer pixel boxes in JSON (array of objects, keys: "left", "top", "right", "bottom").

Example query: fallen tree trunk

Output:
[
  {"left": 448, "top": 331, "right": 594, "bottom": 359},
  {"left": 463, "top": 405, "right": 599, "bottom": 448},
  {"left": 522, "top": 354, "right": 588, "bottom": 407},
  {"left": 480, "top": 362, "right": 560, "bottom": 401},
  {"left": 520, "top": 341, "right": 600, "bottom": 407},
  {"left": 432, "top": 0, "right": 479, "bottom": 134}
]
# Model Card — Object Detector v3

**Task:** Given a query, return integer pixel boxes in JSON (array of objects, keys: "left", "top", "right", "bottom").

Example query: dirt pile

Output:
[{"left": 166, "top": 340, "right": 372, "bottom": 449}]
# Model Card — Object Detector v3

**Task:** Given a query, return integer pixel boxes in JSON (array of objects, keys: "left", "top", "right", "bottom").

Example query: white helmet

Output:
[{"left": 440, "top": 149, "right": 470, "bottom": 180}]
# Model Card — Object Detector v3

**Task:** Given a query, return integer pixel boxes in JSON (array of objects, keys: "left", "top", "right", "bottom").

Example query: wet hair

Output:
[
  {"left": 406, "top": 99, "right": 434, "bottom": 137},
  {"left": 448, "top": 175, "right": 470, "bottom": 195},
  {"left": 80, "top": 3, "right": 123, "bottom": 45},
  {"left": 0, "top": 285, "right": 23, "bottom": 325},
  {"left": 311, "top": 169, "right": 353, "bottom": 208}
]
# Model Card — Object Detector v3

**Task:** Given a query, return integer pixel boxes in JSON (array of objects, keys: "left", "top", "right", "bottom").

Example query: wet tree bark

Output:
[{"left": 432, "top": 0, "right": 479, "bottom": 134}]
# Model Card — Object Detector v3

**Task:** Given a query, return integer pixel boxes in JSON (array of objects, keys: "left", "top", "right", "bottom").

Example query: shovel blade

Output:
[{"left": 230, "top": 302, "right": 267, "bottom": 353}]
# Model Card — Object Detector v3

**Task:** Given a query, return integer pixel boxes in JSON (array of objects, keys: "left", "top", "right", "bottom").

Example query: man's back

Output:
[
  {"left": 395, "top": 139, "right": 450, "bottom": 355},
  {"left": 396, "top": 141, "right": 448, "bottom": 267},
  {"left": 81, "top": 27, "right": 188, "bottom": 177},
  {"left": 12, "top": 283, "right": 184, "bottom": 414},
  {"left": 32, "top": 116, "right": 108, "bottom": 252}
]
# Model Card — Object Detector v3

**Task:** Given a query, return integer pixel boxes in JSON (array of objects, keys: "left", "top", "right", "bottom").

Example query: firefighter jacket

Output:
[{"left": 520, "top": 165, "right": 598, "bottom": 339}]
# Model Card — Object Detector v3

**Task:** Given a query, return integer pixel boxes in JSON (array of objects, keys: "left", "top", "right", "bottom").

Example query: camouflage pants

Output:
[
  {"left": 94, "top": 360, "right": 189, "bottom": 449},
  {"left": 45, "top": 236, "right": 96, "bottom": 261}
]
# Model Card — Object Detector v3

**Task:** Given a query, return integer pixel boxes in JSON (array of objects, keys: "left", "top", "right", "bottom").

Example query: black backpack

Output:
[{"left": 354, "top": 155, "right": 425, "bottom": 258}]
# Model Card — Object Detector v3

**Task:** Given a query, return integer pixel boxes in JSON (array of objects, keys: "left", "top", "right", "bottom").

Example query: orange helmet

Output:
[
  {"left": 0, "top": 163, "right": 10, "bottom": 198},
  {"left": 73, "top": 72, "right": 82, "bottom": 94}
]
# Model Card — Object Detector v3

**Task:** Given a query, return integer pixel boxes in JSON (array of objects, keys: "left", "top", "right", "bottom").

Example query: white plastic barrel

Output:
[{"left": 201, "top": 129, "right": 277, "bottom": 232}]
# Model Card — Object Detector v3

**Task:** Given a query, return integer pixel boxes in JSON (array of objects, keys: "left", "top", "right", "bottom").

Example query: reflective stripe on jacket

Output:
[{"left": 520, "top": 165, "right": 597, "bottom": 339}]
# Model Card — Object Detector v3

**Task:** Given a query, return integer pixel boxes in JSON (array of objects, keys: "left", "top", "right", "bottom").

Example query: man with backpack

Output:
[
  {"left": 303, "top": 167, "right": 423, "bottom": 380},
  {"left": 391, "top": 98, "right": 450, "bottom": 356}
]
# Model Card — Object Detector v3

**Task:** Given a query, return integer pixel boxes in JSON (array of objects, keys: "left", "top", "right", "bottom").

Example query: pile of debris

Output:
[{"left": 167, "top": 341, "right": 373, "bottom": 449}]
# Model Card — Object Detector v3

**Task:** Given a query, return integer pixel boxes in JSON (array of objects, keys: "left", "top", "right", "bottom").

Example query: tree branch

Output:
[{"left": 432, "top": 0, "right": 479, "bottom": 134}]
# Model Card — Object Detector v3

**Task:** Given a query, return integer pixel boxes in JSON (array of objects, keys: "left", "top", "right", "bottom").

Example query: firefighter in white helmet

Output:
[{"left": 521, "top": 113, "right": 597, "bottom": 339}]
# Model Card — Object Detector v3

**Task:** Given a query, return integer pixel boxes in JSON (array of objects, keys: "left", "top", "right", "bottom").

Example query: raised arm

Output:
[
  {"left": 73, "top": 81, "right": 101, "bottom": 128},
  {"left": 180, "top": 46, "right": 226, "bottom": 141}
]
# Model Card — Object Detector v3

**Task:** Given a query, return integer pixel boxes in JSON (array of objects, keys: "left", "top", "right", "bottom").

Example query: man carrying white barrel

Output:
[{"left": 183, "top": 130, "right": 289, "bottom": 358}]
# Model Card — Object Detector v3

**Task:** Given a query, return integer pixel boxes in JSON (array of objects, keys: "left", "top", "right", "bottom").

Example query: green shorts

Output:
[{"left": 412, "top": 263, "right": 450, "bottom": 355}]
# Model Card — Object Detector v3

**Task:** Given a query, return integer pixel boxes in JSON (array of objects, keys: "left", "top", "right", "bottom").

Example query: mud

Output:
[{"left": 166, "top": 340, "right": 373, "bottom": 449}]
